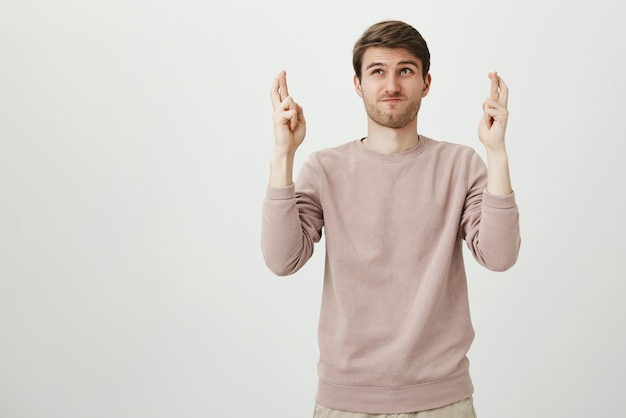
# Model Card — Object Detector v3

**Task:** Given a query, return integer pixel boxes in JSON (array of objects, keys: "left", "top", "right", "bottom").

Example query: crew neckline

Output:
[{"left": 354, "top": 135, "right": 428, "bottom": 162}]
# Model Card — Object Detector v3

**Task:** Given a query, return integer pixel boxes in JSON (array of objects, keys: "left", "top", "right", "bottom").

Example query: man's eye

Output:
[
  {"left": 400, "top": 68, "right": 413, "bottom": 75},
  {"left": 372, "top": 69, "right": 383, "bottom": 75}
]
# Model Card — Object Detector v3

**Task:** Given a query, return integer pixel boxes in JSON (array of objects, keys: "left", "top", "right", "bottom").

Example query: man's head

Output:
[{"left": 352, "top": 20, "right": 430, "bottom": 82}]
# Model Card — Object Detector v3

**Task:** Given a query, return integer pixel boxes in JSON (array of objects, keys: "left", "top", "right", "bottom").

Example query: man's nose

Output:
[{"left": 384, "top": 74, "right": 400, "bottom": 93}]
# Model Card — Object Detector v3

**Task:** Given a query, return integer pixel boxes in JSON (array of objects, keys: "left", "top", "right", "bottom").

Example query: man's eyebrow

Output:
[
  {"left": 365, "top": 62, "right": 385, "bottom": 70},
  {"left": 365, "top": 60, "right": 420, "bottom": 70},
  {"left": 398, "top": 60, "right": 420, "bottom": 68}
]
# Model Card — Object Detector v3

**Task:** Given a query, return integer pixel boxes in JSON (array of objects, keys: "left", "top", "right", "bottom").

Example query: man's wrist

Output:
[
  {"left": 269, "top": 150, "right": 296, "bottom": 187},
  {"left": 271, "top": 147, "right": 297, "bottom": 159}
]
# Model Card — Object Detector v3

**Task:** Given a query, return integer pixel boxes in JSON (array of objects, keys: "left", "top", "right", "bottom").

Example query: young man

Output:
[{"left": 261, "top": 20, "right": 520, "bottom": 417}]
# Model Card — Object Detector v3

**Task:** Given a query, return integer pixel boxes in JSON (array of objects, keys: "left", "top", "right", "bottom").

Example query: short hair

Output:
[{"left": 352, "top": 20, "right": 431, "bottom": 81}]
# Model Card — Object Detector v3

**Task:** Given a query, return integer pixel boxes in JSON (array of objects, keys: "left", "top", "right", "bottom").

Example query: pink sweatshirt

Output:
[{"left": 261, "top": 136, "right": 520, "bottom": 414}]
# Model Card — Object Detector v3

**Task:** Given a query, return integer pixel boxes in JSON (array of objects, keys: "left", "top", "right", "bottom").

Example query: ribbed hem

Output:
[
  {"left": 482, "top": 189, "right": 517, "bottom": 209},
  {"left": 265, "top": 184, "right": 295, "bottom": 200},
  {"left": 315, "top": 373, "right": 474, "bottom": 414},
  {"left": 353, "top": 135, "right": 428, "bottom": 162}
]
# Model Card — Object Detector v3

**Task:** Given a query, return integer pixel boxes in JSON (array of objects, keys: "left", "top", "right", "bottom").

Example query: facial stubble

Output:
[{"left": 363, "top": 96, "right": 422, "bottom": 129}]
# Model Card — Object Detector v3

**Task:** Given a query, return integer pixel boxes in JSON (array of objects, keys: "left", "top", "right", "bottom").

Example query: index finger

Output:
[
  {"left": 270, "top": 70, "right": 290, "bottom": 108},
  {"left": 278, "top": 71, "right": 289, "bottom": 101},
  {"left": 489, "top": 71, "right": 499, "bottom": 101},
  {"left": 270, "top": 74, "right": 281, "bottom": 109},
  {"left": 489, "top": 71, "right": 509, "bottom": 107},
  {"left": 496, "top": 75, "right": 509, "bottom": 107}
]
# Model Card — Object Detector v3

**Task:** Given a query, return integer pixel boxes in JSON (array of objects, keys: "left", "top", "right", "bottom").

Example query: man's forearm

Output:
[
  {"left": 269, "top": 150, "right": 296, "bottom": 187},
  {"left": 485, "top": 147, "right": 513, "bottom": 196}
]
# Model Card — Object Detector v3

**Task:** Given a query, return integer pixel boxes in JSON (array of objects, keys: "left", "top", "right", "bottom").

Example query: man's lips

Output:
[
  {"left": 380, "top": 97, "right": 404, "bottom": 105},
  {"left": 380, "top": 96, "right": 404, "bottom": 102}
]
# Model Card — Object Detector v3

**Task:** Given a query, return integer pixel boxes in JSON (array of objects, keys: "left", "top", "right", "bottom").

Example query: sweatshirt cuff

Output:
[
  {"left": 482, "top": 189, "right": 517, "bottom": 209},
  {"left": 266, "top": 184, "right": 296, "bottom": 200}
]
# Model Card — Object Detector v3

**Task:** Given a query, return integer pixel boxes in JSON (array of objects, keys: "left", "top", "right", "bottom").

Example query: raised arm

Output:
[
  {"left": 478, "top": 71, "right": 512, "bottom": 196},
  {"left": 269, "top": 71, "right": 307, "bottom": 187},
  {"left": 262, "top": 71, "right": 322, "bottom": 276}
]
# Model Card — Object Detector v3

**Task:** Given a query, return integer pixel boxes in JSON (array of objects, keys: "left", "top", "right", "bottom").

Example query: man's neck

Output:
[{"left": 362, "top": 123, "right": 420, "bottom": 155}]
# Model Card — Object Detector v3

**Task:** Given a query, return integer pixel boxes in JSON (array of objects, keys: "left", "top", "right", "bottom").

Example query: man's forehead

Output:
[{"left": 362, "top": 47, "right": 421, "bottom": 67}]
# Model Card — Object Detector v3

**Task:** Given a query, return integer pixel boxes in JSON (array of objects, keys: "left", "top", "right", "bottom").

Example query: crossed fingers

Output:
[
  {"left": 489, "top": 71, "right": 508, "bottom": 106},
  {"left": 483, "top": 71, "right": 509, "bottom": 124},
  {"left": 270, "top": 70, "right": 290, "bottom": 110},
  {"left": 270, "top": 71, "right": 303, "bottom": 132}
]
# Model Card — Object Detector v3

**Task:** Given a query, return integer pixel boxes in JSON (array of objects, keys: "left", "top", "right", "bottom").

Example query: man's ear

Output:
[
  {"left": 422, "top": 73, "right": 432, "bottom": 97},
  {"left": 354, "top": 74, "right": 363, "bottom": 97}
]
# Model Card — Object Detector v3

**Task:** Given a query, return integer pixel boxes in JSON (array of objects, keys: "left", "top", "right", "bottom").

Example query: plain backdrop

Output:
[{"left": 1, "top": 0, "right": 625, "bottom": 417}]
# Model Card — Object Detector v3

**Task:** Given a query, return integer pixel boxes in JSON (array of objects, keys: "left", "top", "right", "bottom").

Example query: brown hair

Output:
[{"left": 352, "top": 20, "right": 430, "bottom": 81}]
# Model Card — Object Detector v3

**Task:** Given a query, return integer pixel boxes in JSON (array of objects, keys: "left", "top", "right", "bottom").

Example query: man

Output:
[{"left": 261, "top": 20, "right": 520, "bottom": 417}]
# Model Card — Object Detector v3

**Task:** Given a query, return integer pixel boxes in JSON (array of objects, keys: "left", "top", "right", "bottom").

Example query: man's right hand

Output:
[{"left": 270, "top": 71, "right": 306, "bottom": 155}]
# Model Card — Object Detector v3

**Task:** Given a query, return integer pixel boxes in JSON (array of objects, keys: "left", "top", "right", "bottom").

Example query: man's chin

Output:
[{"left": 376, "top": 115, "right": 415, "bottom": 129}]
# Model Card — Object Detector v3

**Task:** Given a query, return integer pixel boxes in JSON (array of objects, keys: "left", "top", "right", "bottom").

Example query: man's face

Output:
[{"left": 354, "top": 47, "right": 431, "bottom": 129}]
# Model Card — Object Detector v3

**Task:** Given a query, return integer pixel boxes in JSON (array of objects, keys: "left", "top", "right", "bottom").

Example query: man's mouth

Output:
[{"left": 381, "top": 96, "right": 403, "bottom": 102}]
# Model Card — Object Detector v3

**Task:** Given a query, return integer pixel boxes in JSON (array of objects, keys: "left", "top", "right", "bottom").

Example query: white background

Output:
[{"left": 1, "top": 1, "right": 625, "bottom": 417}]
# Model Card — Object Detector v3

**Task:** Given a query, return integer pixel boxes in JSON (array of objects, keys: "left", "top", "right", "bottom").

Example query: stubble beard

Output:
[{"left": 364, "top": 97, "right": 421, "bottom": 129}]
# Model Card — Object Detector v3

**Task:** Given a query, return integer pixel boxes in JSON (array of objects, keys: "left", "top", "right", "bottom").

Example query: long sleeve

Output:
[
  {"left": 261, "top": 160, "right": 324, "bottom": 276},
  {"left": 461, "top": 151, "right": 521, "bottom": 271}
]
